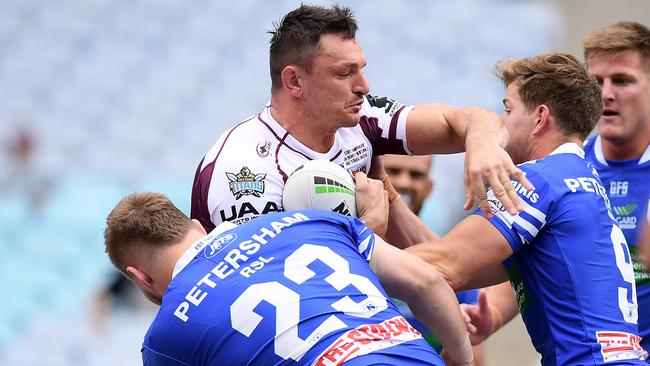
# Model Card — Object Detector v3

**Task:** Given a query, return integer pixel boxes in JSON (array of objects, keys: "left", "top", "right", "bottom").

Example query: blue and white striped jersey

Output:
[
  {"left": 585, "top": 135, "right": 650, "bottom": 356},
  {"left": 478, "top": 143, "right": 646, "bottom": 365},
  {"left": 141, "top": 210, "right": 442, "bottom": 365}
]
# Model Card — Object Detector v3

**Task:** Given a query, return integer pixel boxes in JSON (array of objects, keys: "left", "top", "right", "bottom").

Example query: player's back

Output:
[
  {"left": 505, "top": 149, "right": 645, "bottom": 365},
  {"left": 142, "top": 210, "right": 442, "bottom": 365}
]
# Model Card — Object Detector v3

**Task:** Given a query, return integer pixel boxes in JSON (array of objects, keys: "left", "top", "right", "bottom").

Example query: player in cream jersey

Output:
[{"left": 192, "top": 95, "right": 412, "bottom": 232}]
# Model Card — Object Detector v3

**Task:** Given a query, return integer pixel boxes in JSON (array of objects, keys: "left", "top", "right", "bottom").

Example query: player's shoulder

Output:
[
  {"left": 361, "top": 94, "right": 406, "bottom": 117},
  {"left": 202, "top": 112, "right": 272, "bottom": 160}
]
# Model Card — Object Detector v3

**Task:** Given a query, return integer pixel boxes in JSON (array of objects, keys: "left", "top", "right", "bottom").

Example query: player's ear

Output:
[
  {"left": 281, "top": 65, "right": 303, "bottom": 97},
  {"left": 532, "top": 104, "right": 551, "bottom": 135},
  {"left": 191, "top": 219, "right": 207, "bottom": 235},
  {"left": 126, "top": 266, "right": 162, "bottom": 305},
  {"left": 126, "top": 266, "right": 154, "bottom": 293}
]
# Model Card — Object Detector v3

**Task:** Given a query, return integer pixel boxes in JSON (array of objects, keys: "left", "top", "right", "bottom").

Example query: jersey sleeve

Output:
[
  {"left": 474, "top": 164, "right": 553, "bottom": 253},
  {"left": 358, "top": 94, "right": 414, "bottom": 156},
  {"left": 342, "top": 215, "right": 376, "bottom": 262}
]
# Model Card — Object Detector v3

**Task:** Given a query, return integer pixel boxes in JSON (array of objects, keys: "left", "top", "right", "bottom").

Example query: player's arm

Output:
[
  {"left": 406, "top": 104, "right": 533, "bottom": 218},
  {"left": 370, "top": 235, "right": 473, "bottom": 366},
  {"left": 406, "top": 214, "right": 512, "bottom": 291},
  {"left": 461, "top": 282, "right": 519, "bottom": 345}
]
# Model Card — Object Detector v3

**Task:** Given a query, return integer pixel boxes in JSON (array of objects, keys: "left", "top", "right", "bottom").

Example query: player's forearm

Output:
[
  {"left": 446, "top": 106, "right": 508, "bottom": 149},
  {"left": 405, "top": 268, "right": 473, "bottom": 365},
  {"left": 484, "top": 282, "right": 520, "bottom": 334},
  {"left": 384, "top": 199, "right": 439, "bottom": 248}
]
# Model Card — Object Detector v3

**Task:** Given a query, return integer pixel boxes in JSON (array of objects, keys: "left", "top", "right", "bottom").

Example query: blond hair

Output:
[
  {"left": 104, "top": 192, "right": 191, "bottom": 273},
  {"left": 495, "top": 52, "right": 602, "bottom": 139},
  {"left": 583, "top": 21, "right": 650, "bottom": 72}
]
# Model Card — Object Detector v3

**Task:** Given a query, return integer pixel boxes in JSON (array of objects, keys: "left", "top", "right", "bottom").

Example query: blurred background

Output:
[{"left": 0, "top": 0, "right": 648, "bottom": 365}]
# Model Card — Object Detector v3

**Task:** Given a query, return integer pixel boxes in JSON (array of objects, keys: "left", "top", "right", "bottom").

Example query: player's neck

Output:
[
  {"left": 600, "top": 134, "right": 649, "bottom": 161},
  {"left": 530, "top": 135, "right": 583, "bottom": 161},
  {"left": 269, "top": 103, "right": 336, "bottom": 153}
]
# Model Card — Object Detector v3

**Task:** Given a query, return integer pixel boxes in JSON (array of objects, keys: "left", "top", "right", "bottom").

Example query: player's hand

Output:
[
  {"left": 463, "top": 127, "right": 533, "bottom": 218},
  {"left": 460, "top": 290, "right": 493, "bottom": 345},
  {"left": 354, "top": 172, "right": 389, "bottom": 236}
]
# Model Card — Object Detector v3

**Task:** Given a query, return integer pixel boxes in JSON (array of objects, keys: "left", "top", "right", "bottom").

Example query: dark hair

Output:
[
  {"left": 104, "top": 192, "right": 191, "bottom": 273},
  {"left": 268, "top": 4, "right": 358, "bottom": 90},
  {"left": 495, "top": 52, "right": 602, "bottom": 139},
  {"left": 583, "top": 21, "right": 650, "bottom": 72}
]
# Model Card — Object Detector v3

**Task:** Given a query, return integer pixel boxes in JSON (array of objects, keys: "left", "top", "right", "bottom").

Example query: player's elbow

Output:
[
  {"left": 399, "top": 265, "right": 449, "bottom": 304},
  {"left": 405, "top": 244, "right": 466, "bottom": 291}
]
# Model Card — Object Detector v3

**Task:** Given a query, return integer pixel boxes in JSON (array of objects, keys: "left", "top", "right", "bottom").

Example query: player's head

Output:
[
  {"left": 268, "top": 4, "right": 368, "bottom": 129},
  {"left": 495, "top": 52, "right": 602, "bottom": 163},
  {"left": 583, "top": 21, "right": 650, "bottom": 145},
  {"left": 383, "top": 154, "right": 433, "bottom": 215},
  {"left": 104, "top": 192, "right": 203, "bottom": 304}
]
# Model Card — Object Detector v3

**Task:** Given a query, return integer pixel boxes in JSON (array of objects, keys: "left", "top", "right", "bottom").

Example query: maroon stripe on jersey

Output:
[
  {"left": 257, "top": 114, "right": 312, "bottom": 160},
  {"left": 276, "top": 132, "right": 292, "bottom": 182},
  {"left": 330, "top": 149, "right": 342, "bottom": 161},
  {"left": 190, "top": 118, "right": 252, "bottom": 232},
  {"left": 191, "top": 157, "right": 216, "bottom": 232},
  {"left": 359, "top": 108, "right": 408, "bottom": 156}
]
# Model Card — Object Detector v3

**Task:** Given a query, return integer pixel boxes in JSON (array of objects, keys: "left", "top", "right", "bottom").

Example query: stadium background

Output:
[{"left": 0, "top": 0, "right": 647, "bottom": 365}]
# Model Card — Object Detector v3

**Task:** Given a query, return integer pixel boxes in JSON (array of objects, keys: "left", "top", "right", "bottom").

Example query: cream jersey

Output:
[{"left": 191, "top": 95, "right": 414, "bottom": 231}]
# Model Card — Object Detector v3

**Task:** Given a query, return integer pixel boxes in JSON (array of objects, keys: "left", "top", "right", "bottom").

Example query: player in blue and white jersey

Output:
[
  {"left": 583, "top": 21, "right": 650, "bottom": 357},
  {"left": 408, "top": 53, "right": 647, "bottom": 365},
  {"left": 103, "top": 192, "right": 474, "bottom": 366}
]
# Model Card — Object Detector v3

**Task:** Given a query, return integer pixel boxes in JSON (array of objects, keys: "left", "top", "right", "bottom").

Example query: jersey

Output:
[
  {"left": 191, "top": 94, "right": 413, "bottom": 232},
  {"left": 585, "top": 135, "right": 650, "bottom": 355},
  {"left": 478, "top": 143, "right": 646, "bottom": 365},
  {"left": 142, "top": 210, "right": 444, "bottom": 365}
]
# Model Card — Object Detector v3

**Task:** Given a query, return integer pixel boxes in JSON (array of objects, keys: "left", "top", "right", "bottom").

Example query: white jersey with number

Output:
[{"left": 191, "top": 95, "right": 414, "bottom": 232}]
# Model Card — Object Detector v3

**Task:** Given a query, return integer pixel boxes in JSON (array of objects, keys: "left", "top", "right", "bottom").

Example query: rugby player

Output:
[
  {"left": 408, "top": 53, "right": 647, "bottom": 365},
  {"left": 191, "top": 4, "right": 532, "bottom": 246},
  {"left": 103, "top": 191, "right": 474, "bottom": 365}
]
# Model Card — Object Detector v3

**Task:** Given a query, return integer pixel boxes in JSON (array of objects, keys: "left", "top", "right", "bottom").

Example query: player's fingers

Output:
[
  {"left": 353, "top": 172, "right": 368, "bottom": 190},
  {"left": 511, "top": 165, "right": 534, "bottom": 191},
  {"left": 487, "top": 169, "right": 518, "bottom": 216},
  {"left": 477, "top": 290, "right": 490, "bottom": 316}
]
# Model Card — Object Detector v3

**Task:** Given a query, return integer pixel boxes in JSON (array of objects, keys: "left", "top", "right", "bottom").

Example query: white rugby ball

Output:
[{"left": 282, "top": 160, "right": 357, "bottom": 217}]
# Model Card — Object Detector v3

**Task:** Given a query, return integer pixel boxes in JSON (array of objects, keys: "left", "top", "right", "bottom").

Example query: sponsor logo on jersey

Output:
[
  {"left": 595, "top": 331, "right": 645, "bottom": 363},
  {"left": 226, "top": 167, "right": 266, "bottom": 199},
  {"left": 342, "top": 143, "right": 369, "bottom": 174},
  {"left": 613, "top": 203, "right": 638, "bottom": 230},
  {"left": 609, "top": 181, "right": 629, "bottom": 197},
  {"left": 314, "top": 176, "right": 354, "bottom": 196},
  {"left": 365, "top": 94, "right": 401, "bottom": 115},
  {"left": 256, "top": 140, "right": 271, "bottom": 158},
  {"left": 332, "top": 201, "right": 352, "bottom": 216},
  {"left": 219, "top": 201, "right": 280, "bottom": 223},
  {"left": 204, "top": 233, "right": 237, "bottom": 258},
  {"left": 313, "top": 316, "right": 422, "bottom": 366}
]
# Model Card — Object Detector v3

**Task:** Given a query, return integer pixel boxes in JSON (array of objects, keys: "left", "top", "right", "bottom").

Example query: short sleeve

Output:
[
  {"left": 474, "top": 165, "right": 552, "bottom": 253},
  {"left": 358, "top": 94, "right": 413, "bottom": 156},
  {"left": 345, "top": 215, "right": 376, "bottom": 262}
]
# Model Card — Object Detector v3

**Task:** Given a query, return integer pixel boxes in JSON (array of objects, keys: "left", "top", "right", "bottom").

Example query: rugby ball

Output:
[{"left": 282, "top": 160, "right": 357, "bottom": 217}]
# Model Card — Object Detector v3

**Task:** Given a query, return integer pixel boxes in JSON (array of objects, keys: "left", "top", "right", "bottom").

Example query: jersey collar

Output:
[
  {"left": 172, "top": 221, "right": 238, "bottom": 279},
  {"left": 549, "top": 142, "right": 585, "bottom": 158},
  {"left": 593, "top": 134, "right": 650, "bottom": 165}
]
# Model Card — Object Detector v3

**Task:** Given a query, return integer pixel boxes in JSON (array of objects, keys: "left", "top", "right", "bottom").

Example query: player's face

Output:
[
  {"left": 301, "top": 33, "right": 370, "bottom": 130},
  {"left": 502, "top": 83, "right": 535, "bottom": 165},
  {"left": 586, "top": 50, "right": 650, "bottom": 145},
  {"left": 384, "top": 154, "right": 433, "bottom": 215}
]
